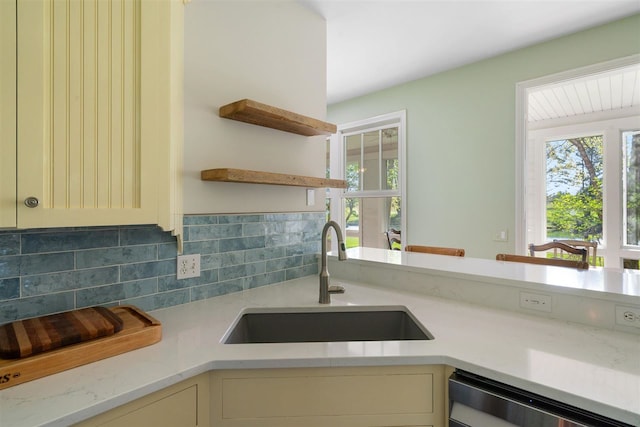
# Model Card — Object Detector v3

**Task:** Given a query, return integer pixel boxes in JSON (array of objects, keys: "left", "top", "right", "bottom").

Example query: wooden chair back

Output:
[
  {"left": 496, "top": 253, "right": 589, "bottom": 270},
  {"left": 405, "top": 245, "right": 465, "bottom": 257},
  {"left": 552, "top": 239, "right": 598, "bottom": 266},
  {"left": 528, "top": 241, "right": 587, "bottom": 263},
  {"left": 385, "top": 229, "right": 401, "bottom": 250}
]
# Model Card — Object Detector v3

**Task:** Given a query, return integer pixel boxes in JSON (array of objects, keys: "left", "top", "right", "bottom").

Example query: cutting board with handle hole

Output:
[{"left": 0, "top": 305, "right": 161, "bottom": 390}]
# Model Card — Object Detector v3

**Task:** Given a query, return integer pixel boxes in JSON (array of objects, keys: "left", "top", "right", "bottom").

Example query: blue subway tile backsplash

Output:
[
  {"left": 0, "top": 234, "right": 20, "bottom": 256},
  {"left": 21, "top": 230, "right": 120, "bottom": 254},
  {"left": 0, "top": 212, "right": 324, "bottom": 323},
  {"left": 22, "top": 267, "right": 120, "bottom": 297},
  {"left": 0, "top": 278, "right": 19, "bottom": 300}
]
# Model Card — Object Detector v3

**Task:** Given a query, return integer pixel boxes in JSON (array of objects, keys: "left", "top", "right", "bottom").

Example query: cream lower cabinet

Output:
[
  {"left": 1, "top": 0, "right": 183, "bottom": 241},
  {"left": 74, "top": 373, "right": 210, "bottom": 427},
  {"left": 210, "top": 365, "right": 447, "bottom": 427}
]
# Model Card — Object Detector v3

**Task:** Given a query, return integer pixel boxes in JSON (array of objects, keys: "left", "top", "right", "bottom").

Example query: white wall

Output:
[{"left": 183, "top": 0, "right": 327, "bottom": 214}]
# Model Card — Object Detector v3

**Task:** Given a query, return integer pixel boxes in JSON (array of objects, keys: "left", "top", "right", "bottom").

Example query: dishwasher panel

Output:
[{"left": 449, "top": 370, "right": 633, "bottom": 427}]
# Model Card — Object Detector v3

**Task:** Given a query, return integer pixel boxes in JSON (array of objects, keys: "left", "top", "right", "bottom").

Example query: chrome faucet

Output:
[{"left": 319, "top": 220, "right": 348, "bottom": 304}]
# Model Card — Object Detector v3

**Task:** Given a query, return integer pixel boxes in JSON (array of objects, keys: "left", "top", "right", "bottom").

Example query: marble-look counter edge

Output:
[{"left": 339, "top": 247, "right": 640, "bottom": 303}]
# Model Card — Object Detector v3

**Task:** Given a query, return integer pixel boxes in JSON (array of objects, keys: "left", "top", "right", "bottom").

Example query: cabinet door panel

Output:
[
  {"left": 222, "top": 373, "right": 434, "bottom": 418},
  {"left": 16, "top": 0, "right": 157, "bottom": 228},
  {"left": 212, "top": 365, "right": 446, "bottom": 427},
  {"left": 0, "top": 0, "right": 16, "bottom": 227},
  {"left": 74, "top": 373, "right": 209, "bottom": 427},
  {"left": 97, "top": 386, "right": 197, "bottom": 427}
]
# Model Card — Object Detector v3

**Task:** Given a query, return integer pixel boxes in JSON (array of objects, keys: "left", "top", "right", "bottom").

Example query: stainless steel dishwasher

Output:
[{"left": 448, "top": 370, "right": 634, "bottom": 427}]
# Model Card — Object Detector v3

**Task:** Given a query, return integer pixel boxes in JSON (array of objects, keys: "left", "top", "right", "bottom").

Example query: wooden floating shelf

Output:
[
  {"left": 219, "top": 99, "right": 337, "bottom": 136},
  {"left": 201, "top": 168, "right": 347, "bottom": 188}
]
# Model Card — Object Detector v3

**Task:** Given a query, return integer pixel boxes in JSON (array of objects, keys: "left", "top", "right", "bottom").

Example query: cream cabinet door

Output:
[
  {"left": 0, "top": 0, "right": 16, "bottom": 228},
  {"left": 16, "top": 0, "right": 182, "bottom": 233},
  {"left": 211, "top": 365, "right": 446, "bottom": 427},
  {"left": 75, "top": 373, "right": 210, "bottom": 427}
]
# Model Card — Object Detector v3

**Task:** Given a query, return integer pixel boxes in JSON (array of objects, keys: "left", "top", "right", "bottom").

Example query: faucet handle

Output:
[{"left": 328, "top": 284, "right": 345, "bottom": 294}]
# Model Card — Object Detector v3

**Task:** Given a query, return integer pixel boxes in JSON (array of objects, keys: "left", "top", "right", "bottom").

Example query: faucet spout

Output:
[{"left": 319, "top": 220, "right": 347, "bottom": 304}]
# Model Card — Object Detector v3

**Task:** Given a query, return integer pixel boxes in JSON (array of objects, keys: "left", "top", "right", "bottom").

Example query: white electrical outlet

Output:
[
  {"left": 615, "top": 305, "right": 640, "bottom": 329},
  {"left": 177, "top": 254, "right": 200, "bottom": 280},
  {"left": 520, "top": 291, "right": 552, "bottom": 312},
  {"left": 493, "top": 229, "right": 508, "bottom": 242}
]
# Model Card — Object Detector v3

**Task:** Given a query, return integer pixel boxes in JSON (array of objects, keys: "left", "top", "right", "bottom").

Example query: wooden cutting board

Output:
[
  {"left": 0, "top": 306, "right": 124, "bottom": 359},
  {"left": 0, "top": 305, "right": 161, "bottom": 390}
]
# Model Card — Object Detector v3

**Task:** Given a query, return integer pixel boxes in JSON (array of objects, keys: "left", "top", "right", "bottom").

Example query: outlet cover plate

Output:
[
  {"left": 177, "top": 254, "right": 201, "bottom": 280},
  {"left": 520, "top": 291, "right": 552, "bottom": 312},
  {"left": 306, "top": 189, "right": 315, "bottom": 206},
  {"left": 493, "top": 229, "right": 508, "bottom": 242},
  {"left": 615, "top": 305, "right": 640, "bottom": 329}
]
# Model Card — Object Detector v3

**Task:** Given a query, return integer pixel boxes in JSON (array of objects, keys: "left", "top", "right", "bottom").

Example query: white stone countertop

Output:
[
  {"left": 343, "top": 247, "right": 640, "bottom": 301},
  {"left": 1, "top": 275, "right": 639, "bottom": 426}
]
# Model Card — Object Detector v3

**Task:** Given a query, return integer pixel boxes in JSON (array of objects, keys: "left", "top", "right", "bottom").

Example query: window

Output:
[
  {"left": 526, "top": 119, "right": 639, "bottom": 268},
  {"left": 327, "top": 111, "right": 406, "bottom": 250},
  {"left": 517, "top": 59, "right": 640, "bottom": 269}
]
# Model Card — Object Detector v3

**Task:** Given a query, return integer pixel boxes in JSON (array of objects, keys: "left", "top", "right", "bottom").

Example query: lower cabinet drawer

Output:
[{"left": 211, "top": 365, "right": 445, "bottom": 427}]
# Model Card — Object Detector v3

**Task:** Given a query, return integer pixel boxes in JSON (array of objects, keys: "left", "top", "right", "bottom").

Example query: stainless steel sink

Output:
[{"left": 222, "top": 306, "right": 434, "bottom": 344}]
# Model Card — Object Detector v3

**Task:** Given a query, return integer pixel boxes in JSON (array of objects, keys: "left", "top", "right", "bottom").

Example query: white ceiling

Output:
[{"left": 299, "top": 0, "right": 640, "bottom": 105}]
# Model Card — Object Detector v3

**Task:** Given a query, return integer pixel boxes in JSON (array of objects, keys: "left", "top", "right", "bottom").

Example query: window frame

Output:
[
  {"left": 328, "top": 110, "right": 407, "bottom": 250},
  {"left": 517, "top": 56, "right": 640, "bottom": 268},
  {"left": 526, "top": 117, "right": 640, "bottom": 267}
]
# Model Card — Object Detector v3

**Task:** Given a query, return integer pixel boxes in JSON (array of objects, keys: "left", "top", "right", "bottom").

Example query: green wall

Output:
[{"left": 328, "top": 14, "right": 640, "bottom": 259}]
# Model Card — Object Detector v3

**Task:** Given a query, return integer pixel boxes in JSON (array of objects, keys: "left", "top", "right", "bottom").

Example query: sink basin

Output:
[{"left": 222, "top": 306, "right": 434, "bottom": 344}]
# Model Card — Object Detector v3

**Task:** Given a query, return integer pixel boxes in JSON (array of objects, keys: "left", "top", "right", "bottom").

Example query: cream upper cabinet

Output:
[
  {"left": 0, "top": 0, "right": 17, "bottom": 228},
  {"left": 3, "top": 0, "right": 183, "bottom": 240}
]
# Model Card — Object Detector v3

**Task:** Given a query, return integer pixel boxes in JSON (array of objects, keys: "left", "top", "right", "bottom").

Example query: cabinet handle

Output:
[{"left": 24, "top": 197, "right": 39, "bottom": 208}]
